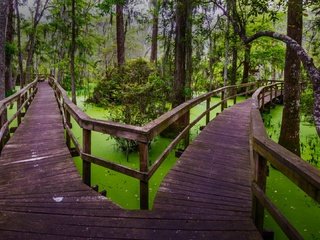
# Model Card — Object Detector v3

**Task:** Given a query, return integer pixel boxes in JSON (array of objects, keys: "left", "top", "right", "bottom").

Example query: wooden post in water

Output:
[
  {"left": 206, "top": 98, "right": 210, "bottom": 125},
  {"left": 139, "top": 142, "right": 149, "bottom": 210},
  {"left": 83, "top": 129, "right": 91, "bottom": 186},
  {"left": 252, "top": 151, "right": 268, "bottom": 233}
]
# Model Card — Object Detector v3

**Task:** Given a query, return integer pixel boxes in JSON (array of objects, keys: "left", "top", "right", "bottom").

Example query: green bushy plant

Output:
[
  {"left": 89, "top": 58, "right": 170, "bottom": 153},
  {"left": 301, "top": 84, "right": 314, "bottom": 124}
]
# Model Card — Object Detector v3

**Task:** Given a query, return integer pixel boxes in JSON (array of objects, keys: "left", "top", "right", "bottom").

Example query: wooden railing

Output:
[
  {"left": 251, "top": 82, "right": 320, "bottom": 240},
  {"left": 48, "top": 76, "right": 268, "bottom": 210},
  {"left": 0, "top": 79, "right": 38, "bottom": 151}
]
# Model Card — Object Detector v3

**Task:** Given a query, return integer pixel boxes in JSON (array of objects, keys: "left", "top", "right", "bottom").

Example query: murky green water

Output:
[
  {"left": 263, "top": 106, "right": 320, "bottom": 240},
  {"left": 70, "top": 96, "right": 245, "bottom": 209}
]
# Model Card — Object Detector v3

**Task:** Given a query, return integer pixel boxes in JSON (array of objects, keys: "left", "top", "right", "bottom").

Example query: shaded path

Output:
[{"left": 0, "top": 82, "right": 262, "bottom": 239}]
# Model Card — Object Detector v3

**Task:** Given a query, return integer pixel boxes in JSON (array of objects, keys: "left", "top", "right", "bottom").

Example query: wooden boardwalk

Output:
[{"left": 0, "top": 82, "right": 262, "bottom": 239}]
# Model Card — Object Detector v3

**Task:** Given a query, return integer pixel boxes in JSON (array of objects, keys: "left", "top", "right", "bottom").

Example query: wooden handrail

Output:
[
  {"left": 250, "top": 82, "right": 320, "bottom": 239},
  {"left": 48, "top": 76, "right": 261, "bottom": 209},
  {"left": 0, "top": 79, "right": 38, "bottom": 151}
]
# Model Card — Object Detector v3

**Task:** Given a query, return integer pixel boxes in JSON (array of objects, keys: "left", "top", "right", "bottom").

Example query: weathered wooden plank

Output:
[{"left": 0, "top": 80, "right": 263, "bottom": 239}]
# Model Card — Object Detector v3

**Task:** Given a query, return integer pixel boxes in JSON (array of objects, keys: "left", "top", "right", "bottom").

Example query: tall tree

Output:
[
  {"left": 15, "top": 0, "right": 23, "bottom": 88},
  {"left": 0, "top": 0, "right": 10, "bottom": 147},
  {"left": 70, "top": 0, "right": 77, "bottom": 104},
  {"left": 150, "top": 0, "right": 159, "bottom": 63},
  {"left": 5, "top": 0, "right": 14, "bottom": 94},
  {"left": 116, "top": 3, "right": 125, "bottom": 66},
  {"left": 0, "top": 0, "right": 8, "bottom": 100},
  {"left": 172, "top": 0, "right": 190, "bottom": 107},
  {"left": 278, "top": 0, "right": 303, "bottom": 156},
  {"left": 185, "top": 0, "right": 193, "bottom": 100},
  {"left": 25, "top": 0, "right": 49, "bottom": 84}
]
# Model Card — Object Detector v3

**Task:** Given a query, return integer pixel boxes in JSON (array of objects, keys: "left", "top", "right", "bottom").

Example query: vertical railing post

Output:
[
  {"left": 0, "top": 107, "right": 9, "bottom": 151},
  {"left": 252, "top": 150, "right": 268, "bottom": 233},
  {"left": 83, "top": 129, "right": 91, "bottom": 186},
  {"left": 17, "top": 94, "right": 22, "bottom": 126},
  {"left": 206, "top": 97, "right": 211, "bottom": 125},
  {"left": 139, "top": 142, "right": 149, "bottom": 210},
  {"left": 0, "top": 110, "right": 4, "bottom": 151},
  {"left": 233, "top": 87, "right": 237, "bottom": 105},
  {"left": 261, "top": 88, "right": 265, "bottom": 112},
  {"left": 65, "top": 110, "right": 71, "bottom": 149},
  {"left": 25, "top": 90, "right": 29, "bottom": 110},
  {"left": 245, "top": 86, "right": 249, "bottom": 99},
  {"left": 184, "top": 111, "right": 190, "bottom": 148},
  {"left": 221, "top": 90, "right": 225, "bottom": 112}
]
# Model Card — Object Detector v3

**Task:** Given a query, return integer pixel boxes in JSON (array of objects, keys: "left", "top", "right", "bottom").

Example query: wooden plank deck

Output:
[{"left": 0, "top": 82, "right": 262, "bottom": 239}]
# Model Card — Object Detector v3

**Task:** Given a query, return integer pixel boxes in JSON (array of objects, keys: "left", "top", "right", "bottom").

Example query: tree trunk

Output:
[
  {"left": 5, "top": 0, "right": 14, "bottom": 95},
  {"left": 223, "top": 17, "right": 230, "bottom": 89},
  {"left": 242, "top": 43, "right": 251, "bottom": 84},
  {"left": 185, "top": 1, "right": 193, "bottom": 100},
  {"left": 25, "top": 0, "right": 40, "bottom": 84},
  {"left": 150, "top": 0, "right": 159, "bottom": 63},
  {"left": 161, "top": 0, "right": 191, "bottom": 139},
  {"left": 70, "top": 0, "right": 77, "bottom": 104},
  {"left": 0, "top": 0, "right": 10, "bottom": 147},
  {"left": 208, "top": 32, "right": 216, "bottom": 91},
  {"left": 278, "top": 0, "right": 303, "bottom": 156},
  {"left": 231, "top": 41, "right": 238, "bottom": 86},
  {"left": 0, "top": 0, "right": 8, "bottom": 100},
  {"left": 116, "top": 4, "right": 125, "bottom": 66},
  {"left": 24, "top": 0, "right": 49, "bottom": 83},
  {"left": 15, "top": 0, "right": 24, "bottom": 88},
  {"left": 172, "top": 0, "right": 188, "bottom": 107},
  {"left": 162, "top": 18, "right": 174, "bottom": 78}
]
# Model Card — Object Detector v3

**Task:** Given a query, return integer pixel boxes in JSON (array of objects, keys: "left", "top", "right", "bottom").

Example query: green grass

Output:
[{"left": 263, "top": 105, "right": 320, "bottom": 240}]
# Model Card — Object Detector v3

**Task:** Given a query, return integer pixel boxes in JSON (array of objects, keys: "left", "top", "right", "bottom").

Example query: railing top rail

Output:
[
  {"left": 49, "top": 76, "right": 259, "bottom": 142},
  {"left": 0, "top": 78, "right": 38, "bottom": 115},
  {"left": 250, "top": 82, "right": 320, "bottom": 203}
]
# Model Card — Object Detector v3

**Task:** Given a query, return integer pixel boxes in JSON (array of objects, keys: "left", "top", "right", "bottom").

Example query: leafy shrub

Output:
[
  {"left": 301, "top": 85, "right": 314, "bottom": 123},
  {"left": 89, "top": 58, "right": 170, "bottom": 153}
]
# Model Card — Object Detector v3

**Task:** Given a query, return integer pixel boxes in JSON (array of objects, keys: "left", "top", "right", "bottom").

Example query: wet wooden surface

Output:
[{"left": 0, "top": 82, "right": 262, "bottom": 239}]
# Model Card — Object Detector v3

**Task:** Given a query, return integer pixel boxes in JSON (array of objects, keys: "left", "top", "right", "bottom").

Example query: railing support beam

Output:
[
  {"left": 83, "top": 129, "right": 91, "bottom": 186},
  {"left": 139, "top": 142, "right": 149, "bottom": 210},
  {"left": 252, "top": 151, "right": 268, "bottom": 233}
]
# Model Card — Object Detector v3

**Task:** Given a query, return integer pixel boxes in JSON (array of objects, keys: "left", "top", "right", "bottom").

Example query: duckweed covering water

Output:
[
  {"left": 263, "top": 105, "right": 320, "bottom": 240},
  {"left": 71, "top": 96, "right": 245, "bottom": 209}
]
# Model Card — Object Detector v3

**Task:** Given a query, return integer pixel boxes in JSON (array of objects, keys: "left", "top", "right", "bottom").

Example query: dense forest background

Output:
[{"left": 1, "top": 0, "right": 320, "bottom": 155}]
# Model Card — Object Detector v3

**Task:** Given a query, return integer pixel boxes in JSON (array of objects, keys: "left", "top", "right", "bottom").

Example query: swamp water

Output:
[
  {"left": 70, "top": 96, "right": 245, "bottom": 209},
  {"left": 263, "top": 105, "right": 320, "bottom": 240}
]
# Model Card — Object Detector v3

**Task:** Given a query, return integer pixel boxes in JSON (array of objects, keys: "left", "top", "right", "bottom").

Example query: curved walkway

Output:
[{"left": 0, "top": 82, "right": 262, "bottom": 239}]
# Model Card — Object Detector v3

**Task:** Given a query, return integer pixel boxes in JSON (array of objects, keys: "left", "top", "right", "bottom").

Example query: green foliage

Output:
[
  {"left": 5, "top": 88, "right": 17, "bottom": 98},
  {"left": 90, "top": 58, "right": 170, "bottom": 152},
  {"left": 97, "top": 0, "right": 126, "bottom": 13},
  {"left": 5, "top": 42, "right": 16, "bottom": 56},
  {"left": 301, "top": 85, "right": 314, "bottom": 123}
]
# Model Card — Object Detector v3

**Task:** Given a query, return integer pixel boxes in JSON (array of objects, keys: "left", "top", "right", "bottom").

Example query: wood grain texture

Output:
[{"left": 0, "top": 82, "right": 262, "bottom": 239}]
